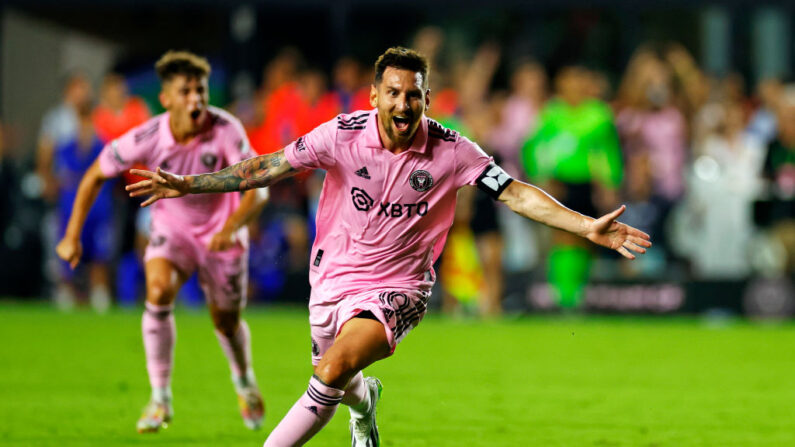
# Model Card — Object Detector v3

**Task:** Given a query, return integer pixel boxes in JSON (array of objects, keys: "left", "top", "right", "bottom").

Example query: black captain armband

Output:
[{"left": 475, "top": 162, "right": 514, "bottom": 199}]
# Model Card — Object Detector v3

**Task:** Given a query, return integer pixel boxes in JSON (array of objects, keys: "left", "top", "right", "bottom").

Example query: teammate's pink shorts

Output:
[
  {"left": 308, "top": 288, "right": 431, "bottom": 365},
  {"left": 144, "top": 221, "right": 249, "bottom": 311}
]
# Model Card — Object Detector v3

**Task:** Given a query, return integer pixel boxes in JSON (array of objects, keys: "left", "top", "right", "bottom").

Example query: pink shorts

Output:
[
  {"left": 145, "top": 222, "right": 249, "bottom": 311},
  {"left": 308, "top": 288, "right": 431, "bottom": 365}
]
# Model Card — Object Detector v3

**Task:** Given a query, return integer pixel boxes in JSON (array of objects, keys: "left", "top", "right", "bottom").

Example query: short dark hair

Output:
[
  {"left": 374, "top": 47, "right": 429, "bottom": 87},
  {"left": 155, "top": 50, "right": 211, "bottom": 83}
]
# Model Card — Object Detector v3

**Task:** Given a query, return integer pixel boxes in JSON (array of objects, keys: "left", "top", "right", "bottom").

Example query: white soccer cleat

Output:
[
  {"left": 350, "top": 377, "right": 382, "bottom": 447},
  {"left": 136, "top": 399, "right": 173, "bottom": 433},
  {"left": 236, "top": 383, "right": 265, "bottom": 430}
]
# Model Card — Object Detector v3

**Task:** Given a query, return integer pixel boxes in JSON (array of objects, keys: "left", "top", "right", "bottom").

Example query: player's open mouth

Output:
[
  {"left": 190, "top": 109, "right": 202, "bottom": 121},
  {"left": 393, "top": 116, "right": 411, "bottom": 133}
]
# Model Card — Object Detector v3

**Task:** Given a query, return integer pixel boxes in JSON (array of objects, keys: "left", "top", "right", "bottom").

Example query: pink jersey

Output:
[
  {"left": 284, "top": 109, "right": 493, "bottom": 298},
  {"left": 98, "top": 106, "right": 253, "bottom": 242}
]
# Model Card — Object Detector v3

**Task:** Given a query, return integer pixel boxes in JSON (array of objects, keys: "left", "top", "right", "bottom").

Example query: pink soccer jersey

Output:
[
  {"left": 284, "top": 109, "right": 493, "bottom": 298},
  {"left": 98, "top": 106, "right": 254, "bottom": 244}
]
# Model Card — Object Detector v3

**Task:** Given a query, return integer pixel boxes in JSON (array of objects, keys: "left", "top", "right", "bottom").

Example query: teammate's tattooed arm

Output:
[{"left": 190, "top": 150, "right": 295, "bottom": 192}]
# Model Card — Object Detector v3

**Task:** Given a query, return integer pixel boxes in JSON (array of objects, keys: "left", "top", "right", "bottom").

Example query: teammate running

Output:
[
  {"left": 127, "top": 47, "right": 651, "bottom": 446},
  {"left": 55, "top": 51, "right": 268, "bottom": 433}
]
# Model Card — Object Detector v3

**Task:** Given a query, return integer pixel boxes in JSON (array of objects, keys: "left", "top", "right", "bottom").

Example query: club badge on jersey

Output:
[{"left": 476, "top": 162, "right": 513, "bottom": 199}]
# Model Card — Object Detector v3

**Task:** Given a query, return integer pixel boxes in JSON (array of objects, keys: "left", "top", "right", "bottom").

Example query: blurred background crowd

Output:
[{"left": 0, "top": 1, "right": 793, "bottom": 317}]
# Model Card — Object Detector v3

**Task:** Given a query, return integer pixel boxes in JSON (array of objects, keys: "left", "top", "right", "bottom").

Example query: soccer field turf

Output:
[{"left": 1, "top": 302, "right": 794, "bottom": 447}]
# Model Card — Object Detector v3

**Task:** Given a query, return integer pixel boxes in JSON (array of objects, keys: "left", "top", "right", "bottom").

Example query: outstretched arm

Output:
[
  {"left": 126, "top": 149, "right": 297, "bottom": 207},
  {"left": 498, "top": 180, "right": 651, "bottom": 259},
  {"left": 55, "top": 160, "right": 111, "bottom": 268}
]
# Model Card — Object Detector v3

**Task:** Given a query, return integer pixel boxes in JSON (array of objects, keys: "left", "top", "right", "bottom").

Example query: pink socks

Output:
[
  {"left": 142, "top": 302, "right": 176, "bottom": 394},
  {"left": 263, "top": 376, "right": 344, "bottom": 447},
  {"left": 215, "top": 320, "right": 253, "bottom": 382}
]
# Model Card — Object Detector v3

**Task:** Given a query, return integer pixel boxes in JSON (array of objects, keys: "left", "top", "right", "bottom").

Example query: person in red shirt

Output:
[
  {"left": 332, "top": 57, "right": 372, "bottom": 114},
  {"left": 93, "top": 73, "right": 151, "bottom": 142},
  {"left": 93, "top": 73, "right": 151, "bottom": 186}
]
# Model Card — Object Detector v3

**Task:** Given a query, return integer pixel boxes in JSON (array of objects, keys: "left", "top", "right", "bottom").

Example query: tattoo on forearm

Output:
[{"left": 189, "top": 152, "right": 290, "bottom": 193}]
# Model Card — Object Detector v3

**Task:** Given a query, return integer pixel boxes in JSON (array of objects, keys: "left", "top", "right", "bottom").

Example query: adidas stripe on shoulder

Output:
[
  {"left": 134, "top": 120, "right": 160, "bottom": 144},
  {"left": 338, "top": 112, "right": 369, "bottom": 130},
  {"left": 427, "top": 119, "right": 457, "bottom": 142}
]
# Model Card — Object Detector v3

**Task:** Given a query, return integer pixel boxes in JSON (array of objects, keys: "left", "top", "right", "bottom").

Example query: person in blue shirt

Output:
[{"left": 54, "top": 101, "right": 115, "bottom": 312}]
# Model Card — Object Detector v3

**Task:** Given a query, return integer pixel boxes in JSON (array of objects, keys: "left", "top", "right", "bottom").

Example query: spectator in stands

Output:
[
  {"left": 92, "top": 73, "right": 151, "bottom": 143},
  {"left": 615, "top": 49, "right": 688, "bottom": 259},
  {"left": 332, "top": 57, "right": 371, "bottom": 113},
  {"left": 761, "top": 87, "right": 795, "bottom": 271},
  {"left": 616, "top": 49, "right": 688, "bottom": 205},
  {"left": 248, "top": 51, "right": 312, "bottom": 300},
  {"left": 677, "top": 101, "right": 764, "bottom": 278},
  {"left": 747, "top": 77, "right": 783, "bottom": 146},
  {"left": 487, "top": 61, "right": 548, "bottom": 274},
  {"left": 53, "top": 99, "right": 115, "bottom": 311},
  {"left": 488, "top": 61, "right": 547, "bottom": 181},
  {"left": 619, "top": 153, "right": 667, "bottom": 277},
  {"left": 37, "top": 72, "right": 93, "bottom": 203},
  {"left": 664, "top": 43, "right": 710, "bottom": 124}
]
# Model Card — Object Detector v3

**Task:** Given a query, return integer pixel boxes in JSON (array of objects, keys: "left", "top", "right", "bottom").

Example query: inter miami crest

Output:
[
  {"left": 201, "top": 153, "right": 218, "bottom": 168},
  {"left": 409, "top": 170, "right": 433, "bottom": 192}
]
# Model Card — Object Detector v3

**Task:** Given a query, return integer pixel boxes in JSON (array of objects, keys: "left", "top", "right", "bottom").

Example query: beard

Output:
[{"left": 380, "top": 113, "right": 417, "bottom": 144}]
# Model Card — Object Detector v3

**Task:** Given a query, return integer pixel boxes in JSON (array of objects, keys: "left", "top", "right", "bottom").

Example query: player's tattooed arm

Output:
[
  {"left": 127, "top": 149, "right": 297, "bottom": 207},
  {"left": 189, "top": 150, "right": 296, "bottom": 193}
]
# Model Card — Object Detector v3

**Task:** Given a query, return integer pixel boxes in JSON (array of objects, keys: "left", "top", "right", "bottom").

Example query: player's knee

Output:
[
  {"left": 212, "top": 310, "right": 240, "bottom": 336},
  {"left": 146, "top": 282, "right": 177, "bottom": 306},
  {"left": 314, "top": 357, "right": 357, "bottom": 389}
]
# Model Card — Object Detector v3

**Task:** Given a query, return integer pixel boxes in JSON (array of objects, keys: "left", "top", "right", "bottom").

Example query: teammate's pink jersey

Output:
[
  {"left": 98, "top": 106, "right": 253, "bottom": 242},
  {"left": 284, "top": 109, "right": 493, "bottom": 297}
]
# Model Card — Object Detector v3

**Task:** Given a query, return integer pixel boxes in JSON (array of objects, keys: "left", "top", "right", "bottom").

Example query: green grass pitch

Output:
[{"left": 1, "top": 301, "right": 794, "bottom": 447}]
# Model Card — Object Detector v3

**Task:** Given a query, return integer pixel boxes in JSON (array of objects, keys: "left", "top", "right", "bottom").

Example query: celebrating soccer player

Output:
[
  {"left": 127, "top": 47, "right": 651, "bottom": 447},
  {"left": 55, "top": 51, "right": 268, "bottom": 433}
]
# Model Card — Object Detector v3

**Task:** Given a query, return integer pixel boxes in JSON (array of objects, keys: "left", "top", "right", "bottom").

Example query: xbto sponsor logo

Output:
[
  {"left": 377, "top": 202, "right": 428, "bottom": 218},
  {"left": 351, "top": 188, "right": 429, "bottom": 218}
]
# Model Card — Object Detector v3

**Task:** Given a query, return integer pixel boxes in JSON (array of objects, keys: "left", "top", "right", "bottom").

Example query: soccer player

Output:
[
  {"left": 55, "top": 51, "right": 268, "bottom": 433},
  {"left": 522, "top": 63, "right": 624, "bottom": 308},
  {"left": 127, "top": 47, "right": 651, "bottom": 447}
]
